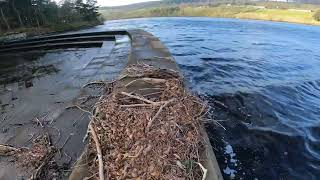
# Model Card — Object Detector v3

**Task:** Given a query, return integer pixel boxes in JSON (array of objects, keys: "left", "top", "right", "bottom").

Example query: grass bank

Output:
[{"left": 100, "top": 4, "right": 320, "bottom": 26}]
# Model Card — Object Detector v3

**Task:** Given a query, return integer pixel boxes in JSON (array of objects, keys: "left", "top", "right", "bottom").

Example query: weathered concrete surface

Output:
[
  {"left": 70, "top": 30, "right": 223, "bottom": 180},
  {"left": 0, "top": 37, "right": 130, "bottom": 179}
]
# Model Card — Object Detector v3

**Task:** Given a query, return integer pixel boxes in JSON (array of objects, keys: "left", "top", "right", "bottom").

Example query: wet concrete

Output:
[{"left": 0, "top": 36, "right": 130, "bottom": 179}]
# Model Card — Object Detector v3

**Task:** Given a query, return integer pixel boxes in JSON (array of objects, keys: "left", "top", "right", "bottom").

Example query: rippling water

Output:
[{"left": 90, "top": 17, "right": 320, "bottom": 179}]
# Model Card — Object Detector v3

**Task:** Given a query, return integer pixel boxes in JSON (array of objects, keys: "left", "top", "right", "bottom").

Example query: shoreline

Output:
[
  {"left": 105, "top": 15, "right": 320, "bottom": 27},
  {"left": 100, "top": 5, "right": 320, "bottom": 26}
]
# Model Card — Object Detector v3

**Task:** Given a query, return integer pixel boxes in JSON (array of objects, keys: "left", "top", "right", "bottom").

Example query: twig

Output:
[
  {"left": 90, "top": 123, "right": 105, "bottom": 180},
  {"left": 82, "top": 81, "right": 106, "bottom": 88},
  {"left": 58, "top": 133, "right": 73, "bottom": 159},
  {"left": 203, "top": 119, "right": 226, "bottom": 130},
  {"left": 73, "top": 112, "right": 85, "bottom": 127},
  {"left": 78, "top": 95, "right": 101, "bottom": 105},
  {"left": 120, "top": 92, "right": 157, "bottom": 105},
  {"left": 61, "top": 134, "right": 73, "bottom": 150},
  {"left": 196, "top": 162, "right": 208, "bottom": 180},
  {"left": 125, "top": 78, "right": 166, "bottom": 87},
  {"left": 0, "top": 144, "right": 19, "bottom": 156},
  {"left": 142, "top": 91, "right": 162, "bottom": 97},
  {"left": 35, "top": 117, "right": 44, "bottom": 128},
  {"left": 138, "top": 87, "right": 162, "bottom": 92},
  {"left": 196, "top": 102, "right": 208, "bottom": 118},
  {"left": 146, "top": 99, "right": 175, "bottom": 132},
  {"left": 66, "top": 105, "right": 92, "bottom": 115},
  {"left": 128, "top": 146, "right": 144, "bottom": 158},
  {"left": 213, "top": 100, "right": 228, "bottom": 109},
  {"left": 213, "top": 120, "right": 226, "bottom": 130},
  {"left": 24, "top": 133, "right": 35, "bottom": 145},
  {"left": 120, "top": 104, "right": 153, "bottom": 108},
  {"left": 1, "top": 115, "right": 7, "bottom": 122},
  {"left": 64, "top": 151, "right": 72, "bottom": 164}
]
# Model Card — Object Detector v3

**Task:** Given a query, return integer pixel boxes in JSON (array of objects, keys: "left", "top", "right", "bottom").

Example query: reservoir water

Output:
[{"left": 91, "top": 17, "right": 320, "bottom": 179}]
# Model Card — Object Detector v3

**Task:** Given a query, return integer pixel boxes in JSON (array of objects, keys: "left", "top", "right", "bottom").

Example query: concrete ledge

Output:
[{"left": 125, "top": 29, "right": 223, "bottom": 180}]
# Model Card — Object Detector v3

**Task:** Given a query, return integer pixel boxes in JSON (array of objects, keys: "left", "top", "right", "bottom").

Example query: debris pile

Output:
[
  {"left": 87, "top": 64, "right": 208, "bottom": 179},
  {"left": 0, "top": 134, "right": 57, "bottom": 179}
]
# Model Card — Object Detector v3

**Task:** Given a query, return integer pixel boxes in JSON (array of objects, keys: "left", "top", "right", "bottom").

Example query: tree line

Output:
[{"left": 0, "top": 0, "right": 101, "bottom": 33}]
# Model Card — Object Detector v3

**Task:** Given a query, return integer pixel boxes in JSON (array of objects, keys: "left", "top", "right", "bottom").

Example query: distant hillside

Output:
[
  {"left": 100, "top": 1, "right": 164, "bottom": 12},
  {"left": 163, "top": 0, "right": 320, "bottom": 5},
  {"left": 99, "top": 0, "right": 320, "bottom": 11},
  {"left": 99, "top": 0, "right": 320, "bottom": 26}
]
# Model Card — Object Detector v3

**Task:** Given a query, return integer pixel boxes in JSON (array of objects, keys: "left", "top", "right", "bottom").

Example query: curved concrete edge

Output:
[{"left": 69, "top": 29, "right": 223, "bottom": 180}]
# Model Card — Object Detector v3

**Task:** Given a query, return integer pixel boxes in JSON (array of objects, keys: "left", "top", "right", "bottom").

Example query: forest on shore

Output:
[{"left": 0, "top": 0, "right": 102, "bottom": 36}]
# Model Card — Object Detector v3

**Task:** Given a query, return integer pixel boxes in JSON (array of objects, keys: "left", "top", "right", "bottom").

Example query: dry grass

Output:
[{"left": 87, "top": 64, "right": 207, "bottom": 179}]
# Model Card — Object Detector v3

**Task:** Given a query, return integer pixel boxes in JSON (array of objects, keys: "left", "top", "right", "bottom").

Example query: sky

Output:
[{"left": 97, "top": 0, "right": 160, "bottom": 7}]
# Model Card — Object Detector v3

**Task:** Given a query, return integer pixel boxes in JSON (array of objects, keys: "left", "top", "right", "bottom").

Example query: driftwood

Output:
[
  {"left": 146, "top": 98, "right": 175, "bottom": 132},
  {"left": 89, "top": 123, "right": 105, "bottom": 180},
  {"left": 120, "top": 92, "right": 158, "bottom": 105}
]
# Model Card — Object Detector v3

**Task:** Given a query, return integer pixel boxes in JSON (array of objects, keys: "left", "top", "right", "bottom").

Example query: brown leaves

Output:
[{"left": 88, "top": 64, "right": 205, "bottom": 179}]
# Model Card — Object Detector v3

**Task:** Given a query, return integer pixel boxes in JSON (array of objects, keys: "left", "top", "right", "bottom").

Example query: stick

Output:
[
  {"left": 120, "top": 92, "right": 157, "bottom": 105},
  {"left": 82, "top": 81, "right": 106, "bottom": 88},
  {"left": 196, "top": 162, "right": 208, "bottom": 180},
  {"left": 0, "top": 144, "right": 19, "bottom": 156},
  {"left": 142, "top": 91, "right": 162, "bottom": 97},
  {"left": 35, "top": 117, "right": 44, "bottom": 128},
  {"left": 1, "top": 115, "right": 7, "bottom": 122},
  {"left": 125, "top": 78, "right": 166, "bottom": 87},
  {"left": 120, "top": 104, "right": 153, "bottom": 108},
  {"left": 61, "top": 134, "right": 72, "bottom": 150},
  {"left": 90, "top": 123, "right": 105, "bottom": 180},
  {"left": 66, "top": 105, "right": 92, "bottom": 115},
  {"left": 203, "top": 119, "right": 226, "bottom": 130},
  {"left": 73, "top": 112, "right": 85, "bottom": 127},
  {"left": 146, "top": 99, "right": 175, "bottom": 132}
]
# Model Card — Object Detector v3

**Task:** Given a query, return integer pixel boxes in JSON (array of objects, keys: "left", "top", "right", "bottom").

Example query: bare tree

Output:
[
  {"left": 11, "top": 0, "right": 23, "bottom": 27},
  {"left": 0, "top": 0, "right": 11, "bottom": 30}
]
